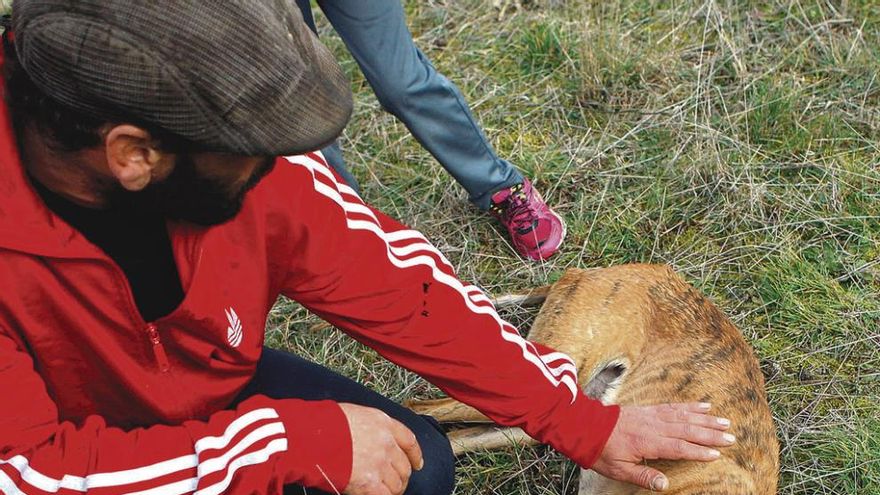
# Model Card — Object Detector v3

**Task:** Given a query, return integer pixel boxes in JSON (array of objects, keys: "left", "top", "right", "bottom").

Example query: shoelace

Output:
[{"left": 503, "top": 190, "right": 539, "bottom": 233}]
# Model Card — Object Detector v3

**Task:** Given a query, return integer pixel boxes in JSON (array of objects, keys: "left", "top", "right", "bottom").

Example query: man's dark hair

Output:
[{"left": 2, "top": 34, "right": 195, "bottom": 154}]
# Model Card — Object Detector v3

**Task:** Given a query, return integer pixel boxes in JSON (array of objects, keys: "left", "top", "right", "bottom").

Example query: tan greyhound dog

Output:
[{"left": 407, "top": 265, "right": 779, "bottom": 494}]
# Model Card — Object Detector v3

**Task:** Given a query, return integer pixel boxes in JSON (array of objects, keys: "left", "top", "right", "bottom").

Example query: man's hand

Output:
[
  {"left": 339, "top": 403, "right": 423, "bottom": 495},
  {"left": 592, "top": 402, "right": 736, "bottom": 491}
]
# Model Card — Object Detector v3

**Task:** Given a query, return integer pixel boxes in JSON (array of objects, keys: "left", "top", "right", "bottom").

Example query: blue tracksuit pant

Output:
[{"left": 296, "top": 0, "right": 524, "bottom": 210}]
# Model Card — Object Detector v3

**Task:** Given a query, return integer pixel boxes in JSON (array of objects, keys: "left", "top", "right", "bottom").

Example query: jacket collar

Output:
[{"left": 0, "top": 51, "right": 106, "bottom": 259}]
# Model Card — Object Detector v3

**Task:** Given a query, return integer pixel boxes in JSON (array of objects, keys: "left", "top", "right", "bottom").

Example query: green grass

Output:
[
  {"left": 279, "top": 1, "right": 879, "bottom": 493},
  {"left": 4, "top": 0, "right": 876, "bottom": 492}
]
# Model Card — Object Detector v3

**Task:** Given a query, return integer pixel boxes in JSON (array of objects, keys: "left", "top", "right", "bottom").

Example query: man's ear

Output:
[{"left": 104, "top": 125, "right": 174, "bottom": 192}]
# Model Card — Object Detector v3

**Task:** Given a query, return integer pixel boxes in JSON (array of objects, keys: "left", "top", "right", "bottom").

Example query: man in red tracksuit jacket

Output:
[{"left": 0, "top": 2, "right": 734, "bottom": 495}]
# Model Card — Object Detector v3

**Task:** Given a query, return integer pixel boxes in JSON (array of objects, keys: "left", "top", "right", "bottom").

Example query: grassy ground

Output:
[
  {"left": 4, "top": 0, "right": 876, "bottom": 492},
  {"left": 273, "top": 1, "right": 880, "bottom": 493}
]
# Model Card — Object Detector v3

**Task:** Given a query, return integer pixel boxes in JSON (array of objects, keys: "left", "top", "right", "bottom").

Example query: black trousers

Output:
[{"left": 234, "top": 348, "right": 455, "bottom": 495}]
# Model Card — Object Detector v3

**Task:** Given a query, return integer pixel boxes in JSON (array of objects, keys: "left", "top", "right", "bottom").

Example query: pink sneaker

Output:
[{"left": 489, "top": 179, "right": 566, "bottom": 261}]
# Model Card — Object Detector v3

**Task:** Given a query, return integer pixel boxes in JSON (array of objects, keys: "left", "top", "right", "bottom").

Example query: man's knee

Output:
[{"left": 404, "top": 416, "right": 455, "bottom": 495}]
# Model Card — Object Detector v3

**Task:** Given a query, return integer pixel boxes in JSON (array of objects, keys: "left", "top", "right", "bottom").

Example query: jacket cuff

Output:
[
  {"left": 544, "top": 396, "right": 620, "bottom": 469},
  {"left": 277, "top": 399, "right": 352, "bottom": 493}
]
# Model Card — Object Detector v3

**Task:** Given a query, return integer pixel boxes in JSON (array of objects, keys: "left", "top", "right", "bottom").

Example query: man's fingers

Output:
[
  {"left": 381, "top": 462, "right": 407, "bottom": 495},
  {"left": 665, "top": 421, "right": 736, "bottom": 448},
  {"left": 675, "top": 412, "right": 731, "bottom": 431},
  {"left": 391, "top": 420, "right": 424, "bottom": 471},
  {"left": 619, "top": 463, "right": 669, "bottom": 491},
  {"left": 389, "top": 447, "right": 413, "bottom": 488},
  {"left": 656, "top": 437, "right": 722, "bottom": 461},
  {"left": 682, "top": 402, "right": 713, "bottom": 413},
  {"left": 656, "top": 403, "right": 731, "bottom": 431}
]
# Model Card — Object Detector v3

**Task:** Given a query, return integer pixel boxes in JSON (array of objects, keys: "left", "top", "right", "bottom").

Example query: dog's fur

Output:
[{"left": 407, "top": 264, "right": 779, "bottom": 494}]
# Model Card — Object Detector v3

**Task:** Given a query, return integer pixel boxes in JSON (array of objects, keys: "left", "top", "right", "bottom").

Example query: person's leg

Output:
[
  {"left": 293, "top": 0, "right": 361, "bottom": 194},
  {"left": 315, "top": 0, "right": 523, "bottom": 210},
  {"left": 294, "top": 0, "right": 317, "bottom": 32},
  {"left": 313, "top": 0, "right": 566, "bottom": 260},
  {"left": 318, "top": 141, "right": 360, "bottom": 196},
  {"left": 234, "top": 348, "right": 455, "bottom": 495}
]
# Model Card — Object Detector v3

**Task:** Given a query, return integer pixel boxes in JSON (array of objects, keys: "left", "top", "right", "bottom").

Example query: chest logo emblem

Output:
[{"left": 225, "top": 307, "right": 243, "bottom": 348}]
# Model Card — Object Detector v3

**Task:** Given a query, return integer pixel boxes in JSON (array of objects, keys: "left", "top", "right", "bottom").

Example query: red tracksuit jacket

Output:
[{"left": 0, "top": 68, "right": 619, "bottom": 494}]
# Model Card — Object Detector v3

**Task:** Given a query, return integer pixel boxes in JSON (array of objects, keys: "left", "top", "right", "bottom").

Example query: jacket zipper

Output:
[
  {"left": 146, "top": 323, "right": 171, "bottom": 373},
  {"left": 102, "top": 226, "right": 204, "bottom": 373},
  {"left": 106, "top": 260, "right": 174, "bottom": 373}
]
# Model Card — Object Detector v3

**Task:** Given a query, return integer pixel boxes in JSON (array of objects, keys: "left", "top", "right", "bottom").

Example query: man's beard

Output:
[{"left": 105, "top": 155, "right": 275, "bottom": 226}]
